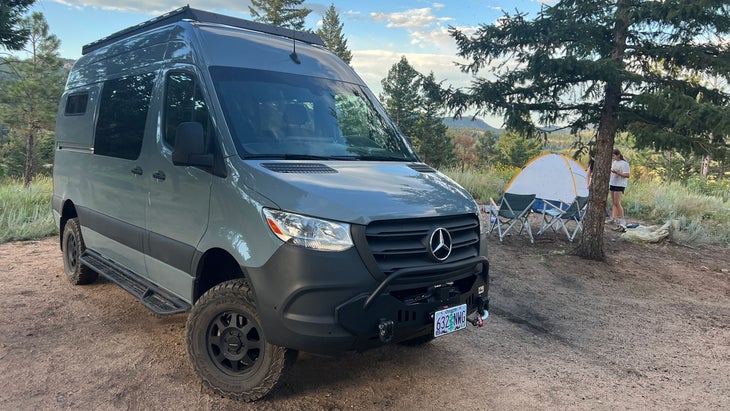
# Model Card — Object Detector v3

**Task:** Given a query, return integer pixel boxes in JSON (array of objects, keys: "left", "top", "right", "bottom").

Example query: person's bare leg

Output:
[
  {"left": 613, "top": 191, "right": 625, "bottom": 225},
  {"left": 610, "top": 191, "right": 617, "bottom": 221}
]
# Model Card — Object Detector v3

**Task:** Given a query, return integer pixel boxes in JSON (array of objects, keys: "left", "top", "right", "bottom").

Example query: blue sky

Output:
[{"left": 27, "top": 0, "right": 553, "bottom": 126}]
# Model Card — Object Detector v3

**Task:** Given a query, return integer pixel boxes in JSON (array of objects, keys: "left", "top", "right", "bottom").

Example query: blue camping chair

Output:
[
  {"left": 489, "top": 193, "right": 536, "bottom": 243},
  {"left": 537, "top": 196, "right": 589, "bottom": 241}
]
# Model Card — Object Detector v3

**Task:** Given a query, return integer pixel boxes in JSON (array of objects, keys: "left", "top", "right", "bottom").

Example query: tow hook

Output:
[
  {"left": 468, "top": 310, "right": 489, "bottom": 328},
  {"left": 468, "top": 297, "right": 489, "bottom": 328}
]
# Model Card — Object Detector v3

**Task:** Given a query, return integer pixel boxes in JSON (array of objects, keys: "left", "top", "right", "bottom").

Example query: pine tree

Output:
[
  {"left": 414, "top": 72, "right": 454, "bottom": 168},
  {"left": 448, "top": 0, "right": 730, "bottom": 260},
  {"left": 249, "top": 0, "right": 311, "bottom": 31},
  {"left": 381, "top": 59, "right": 455, "bottom": 167},
  {"left": 495, "top": 131, "right": 542, "bottom": 169},
  {"left": 380, "top": 56, "right": 422, "bottom": 136},
  {"left": 475, "top": 131, "right": 497, "bottom": 169},
  {"left": 0, "top": 0, "right": 34, "bottom": 50},
  {"left": 0, "top": 12, "right": 65, "bottom": 186},
  {"left": 316, "top": 4, "right": 352, "bottom": 64}
]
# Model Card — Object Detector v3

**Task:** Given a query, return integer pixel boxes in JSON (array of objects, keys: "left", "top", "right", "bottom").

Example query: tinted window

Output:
[
  {"left": 65, "top": 93, "right": 88, "bottom": 115},
  {"left": 94, "top": 73, "right": 155, "bottom": 160},
  {"left": 164, "top": 72, "right": 213, "bottom": 148}
]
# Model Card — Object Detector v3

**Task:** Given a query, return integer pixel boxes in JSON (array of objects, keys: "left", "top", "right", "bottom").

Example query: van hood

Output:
[{"left": 242, "top": 161, "right": 477, "bottom": 225}]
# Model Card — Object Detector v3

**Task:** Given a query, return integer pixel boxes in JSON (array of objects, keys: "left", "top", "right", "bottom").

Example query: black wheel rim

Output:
[
  {"left": 66, "top": 234, "right": 78, "bottom": 271},
  {"left": 206, "top": 310, "right": 263, "bottom": 376}
]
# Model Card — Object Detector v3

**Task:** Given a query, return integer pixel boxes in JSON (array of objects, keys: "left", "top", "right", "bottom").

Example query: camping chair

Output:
[
  {"left": 534, "top": 198, "right": 568, "bottom": 233},
  {"left": 537, "top": 196, "right": 588, "bottom": 241},
  {"left": 489, "top": 193, "right": 536, "bottom": 243}
]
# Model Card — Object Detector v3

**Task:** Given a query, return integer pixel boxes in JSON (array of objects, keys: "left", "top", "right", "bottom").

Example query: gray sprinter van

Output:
[{"left": 52, "top": 6, "right": 489, "bottom": 401}]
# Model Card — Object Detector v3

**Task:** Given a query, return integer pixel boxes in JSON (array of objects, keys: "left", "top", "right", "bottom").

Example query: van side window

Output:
[
  {"left": 94, "top": 73, "right": 155, "bottom": 160},
  {"left": 65, "top": 93, "right": 88, "bottom": 115},
  {"left": 164, "top": 72, "right": 212, "bottom": 149}
]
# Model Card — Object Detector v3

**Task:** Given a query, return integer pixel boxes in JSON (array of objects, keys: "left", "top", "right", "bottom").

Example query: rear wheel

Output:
[
  {"left": 62, "top": 218, "right": 98, "bottom": 285},
  {"left": 186, "top": 279, "right": 297, "bottom": 401}
]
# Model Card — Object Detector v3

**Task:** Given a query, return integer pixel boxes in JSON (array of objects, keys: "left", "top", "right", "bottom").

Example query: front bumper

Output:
[
  {"left": 245, "top": 243, "right": 489, "bottom": 355},
  {"left": 337, "top": 257, "right": 489, "bottom": 351}
]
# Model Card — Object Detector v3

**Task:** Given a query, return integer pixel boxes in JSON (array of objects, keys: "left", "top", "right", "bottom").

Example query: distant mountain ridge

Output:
[{"left": 443, "top": 117, "right": 502, "bottom": 133}]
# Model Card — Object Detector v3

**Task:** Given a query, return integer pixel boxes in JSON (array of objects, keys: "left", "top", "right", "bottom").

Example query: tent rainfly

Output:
[{"left": 505, "top": 153, "right": 588, "bottom": 208}]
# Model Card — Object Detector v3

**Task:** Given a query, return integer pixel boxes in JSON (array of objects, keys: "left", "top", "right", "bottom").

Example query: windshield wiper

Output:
[
  {"left": 354, "top": 155, "right": 413, "bottom": 161},
  {"left": 243, "top": 154, "right": 415, "bottom": 162},
  {"left": 243, "top": 154, "right": 336, "bottom": 160}
]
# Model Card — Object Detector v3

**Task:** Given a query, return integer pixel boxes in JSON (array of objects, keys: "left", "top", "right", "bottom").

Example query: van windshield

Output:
[{"left": 209, "top": 67, "right": 419, "bottom": 161}]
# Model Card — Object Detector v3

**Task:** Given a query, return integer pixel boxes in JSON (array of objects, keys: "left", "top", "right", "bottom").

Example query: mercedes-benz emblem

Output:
[{"left": 429, "top": 227, "right": 452, "bottom": 262}]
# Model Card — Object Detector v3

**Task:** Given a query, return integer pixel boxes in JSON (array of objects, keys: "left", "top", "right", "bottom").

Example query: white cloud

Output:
[
  {"left": 367, "top": 7, "right": 479, "bottom": 52},
  {"left": 370, "top": 7, "right": 451, "bottom": 30},
  {"left": 409, "top": 24, "right": 478, "bottom": 51}
]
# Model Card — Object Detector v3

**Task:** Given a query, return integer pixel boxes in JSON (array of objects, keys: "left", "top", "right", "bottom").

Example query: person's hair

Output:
[{"left": 613, "top": 149, "right": 624, "bottom": 161}]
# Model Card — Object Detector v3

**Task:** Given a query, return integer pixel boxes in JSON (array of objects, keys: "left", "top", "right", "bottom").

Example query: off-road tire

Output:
[
  {"left": 186, "top": 279, "right": 297, "bottom": 401},
  {"left": 62, "top": 218, "right": 98, "bottom": 285}
]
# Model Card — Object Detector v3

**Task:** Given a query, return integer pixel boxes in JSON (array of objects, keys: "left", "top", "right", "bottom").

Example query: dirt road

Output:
[{"left": 1, "top": 231, "right": 728, "bottom": 410}]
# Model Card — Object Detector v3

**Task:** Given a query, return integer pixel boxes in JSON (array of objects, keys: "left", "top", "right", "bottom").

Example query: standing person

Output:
[{"left": 608, "top": 149, "right": 630, "bottom": 228}]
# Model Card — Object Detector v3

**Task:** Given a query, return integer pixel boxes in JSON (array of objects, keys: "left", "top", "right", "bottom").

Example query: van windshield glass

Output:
[{"left": 209, "top": 67, "right": 418, "bottom": 161}]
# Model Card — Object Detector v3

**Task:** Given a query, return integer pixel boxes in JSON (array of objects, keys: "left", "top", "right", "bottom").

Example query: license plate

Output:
[{"left": 433, "top": 304, "right": 467, "bottom": 337}]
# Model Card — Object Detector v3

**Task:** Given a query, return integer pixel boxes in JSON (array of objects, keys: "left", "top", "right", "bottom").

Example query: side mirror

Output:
[{"left": 172, "top": 122, "right": 213, "bottom": 168}]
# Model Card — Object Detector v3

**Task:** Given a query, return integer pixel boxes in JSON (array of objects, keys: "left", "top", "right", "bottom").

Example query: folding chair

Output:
[
  {"left": 537, "top": 196, "right": 588, "bottom": 241},
  {"left": 535, "top": 198, "right": 569, "bottom": 235},
  {"left": 489, "top": 193, "right": 536, "bottom": 243}
]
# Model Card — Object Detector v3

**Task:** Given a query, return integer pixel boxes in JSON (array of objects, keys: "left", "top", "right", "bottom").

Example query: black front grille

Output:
[{"left": 364, "top": 214, "right": 480, "bottom": 277}]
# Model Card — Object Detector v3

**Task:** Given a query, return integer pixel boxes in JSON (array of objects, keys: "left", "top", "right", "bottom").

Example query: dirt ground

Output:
[{"left": 1, "top": 222, "right": 729, "bottom": 410}]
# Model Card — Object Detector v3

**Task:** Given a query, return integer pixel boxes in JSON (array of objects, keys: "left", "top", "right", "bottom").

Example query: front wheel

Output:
[
  {"left": 186, "top": 279, "right": 297, "bottom": 401},
  {"left": 62, "top": 218, "right": 98, "bottom": 285}
]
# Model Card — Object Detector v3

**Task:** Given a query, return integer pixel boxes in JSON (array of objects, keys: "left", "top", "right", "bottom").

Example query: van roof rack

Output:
[{"left": 81, "top": 5, "right": 324, "bottom": 55}]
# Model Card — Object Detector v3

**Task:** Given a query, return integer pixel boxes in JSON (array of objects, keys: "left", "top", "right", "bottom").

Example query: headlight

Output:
[{"left": 263, "top": 208, "right": 353, "bottom": 252}]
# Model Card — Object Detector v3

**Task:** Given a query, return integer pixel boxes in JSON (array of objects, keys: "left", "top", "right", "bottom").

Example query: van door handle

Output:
[
  {"left": 131, "top": 166, "right": 143, "bottom": 175},
  {"left": 152, "top": 170, "right": 166, "bottom": 181}
]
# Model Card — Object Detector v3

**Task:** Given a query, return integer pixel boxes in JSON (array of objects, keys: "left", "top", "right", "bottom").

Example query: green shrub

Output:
[
  {"left": 616, "top": 180, "right": 729, "bottom": 247},
  {"left": 0, "top": 177, "right": 57, "bottom": 243},
  {"left": 443, "top": 166, "right": 514, "bottom": 204},
  {"left": 685, "top": 175, "right": 730, "bottom": 201}
]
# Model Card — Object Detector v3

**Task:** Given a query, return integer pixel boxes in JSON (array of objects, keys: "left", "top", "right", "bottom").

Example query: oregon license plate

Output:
[{"left": 433, "top": 304, "right": 467, "bottom": 337}]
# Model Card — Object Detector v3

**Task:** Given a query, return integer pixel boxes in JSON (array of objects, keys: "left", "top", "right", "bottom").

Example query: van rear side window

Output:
[
  {"left": 94, "top": 73, "right": 155, "bottom": 160},
  {"left": 65, "top": 93, "right": 88, "bottom": 115}
]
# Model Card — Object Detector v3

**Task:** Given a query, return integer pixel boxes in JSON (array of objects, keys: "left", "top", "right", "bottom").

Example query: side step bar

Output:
[{"left": 80, "top": 250, "right": 190, "bottom": 315}]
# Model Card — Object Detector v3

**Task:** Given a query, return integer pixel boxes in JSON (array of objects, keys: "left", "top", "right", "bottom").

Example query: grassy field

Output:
[
  {"left": 0, "top": 177, "right": 57, "bottom": 243},
  {"left": 1, "top": 171, "right": 729, "bottom": 248}
]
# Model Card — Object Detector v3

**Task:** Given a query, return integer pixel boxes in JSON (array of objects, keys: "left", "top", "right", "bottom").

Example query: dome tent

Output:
[{"left": 505, "top": 153, "right": 588, "bottom": 209}]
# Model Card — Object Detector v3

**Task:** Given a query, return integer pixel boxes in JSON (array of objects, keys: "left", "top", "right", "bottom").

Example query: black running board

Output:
[{"left": 80, "top": 250, "right": 191, "bottom": 315}]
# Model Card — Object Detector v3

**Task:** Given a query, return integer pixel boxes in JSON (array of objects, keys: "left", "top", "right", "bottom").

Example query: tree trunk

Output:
[
  {"left": 575, "top": 0, "right": 630, "bottom": 261},
  {"left": 575, "top": 88, "right": 618, "bottom": 261},
  {"left": 23, "top": 127, "right": 35, "bottom": 188}
]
